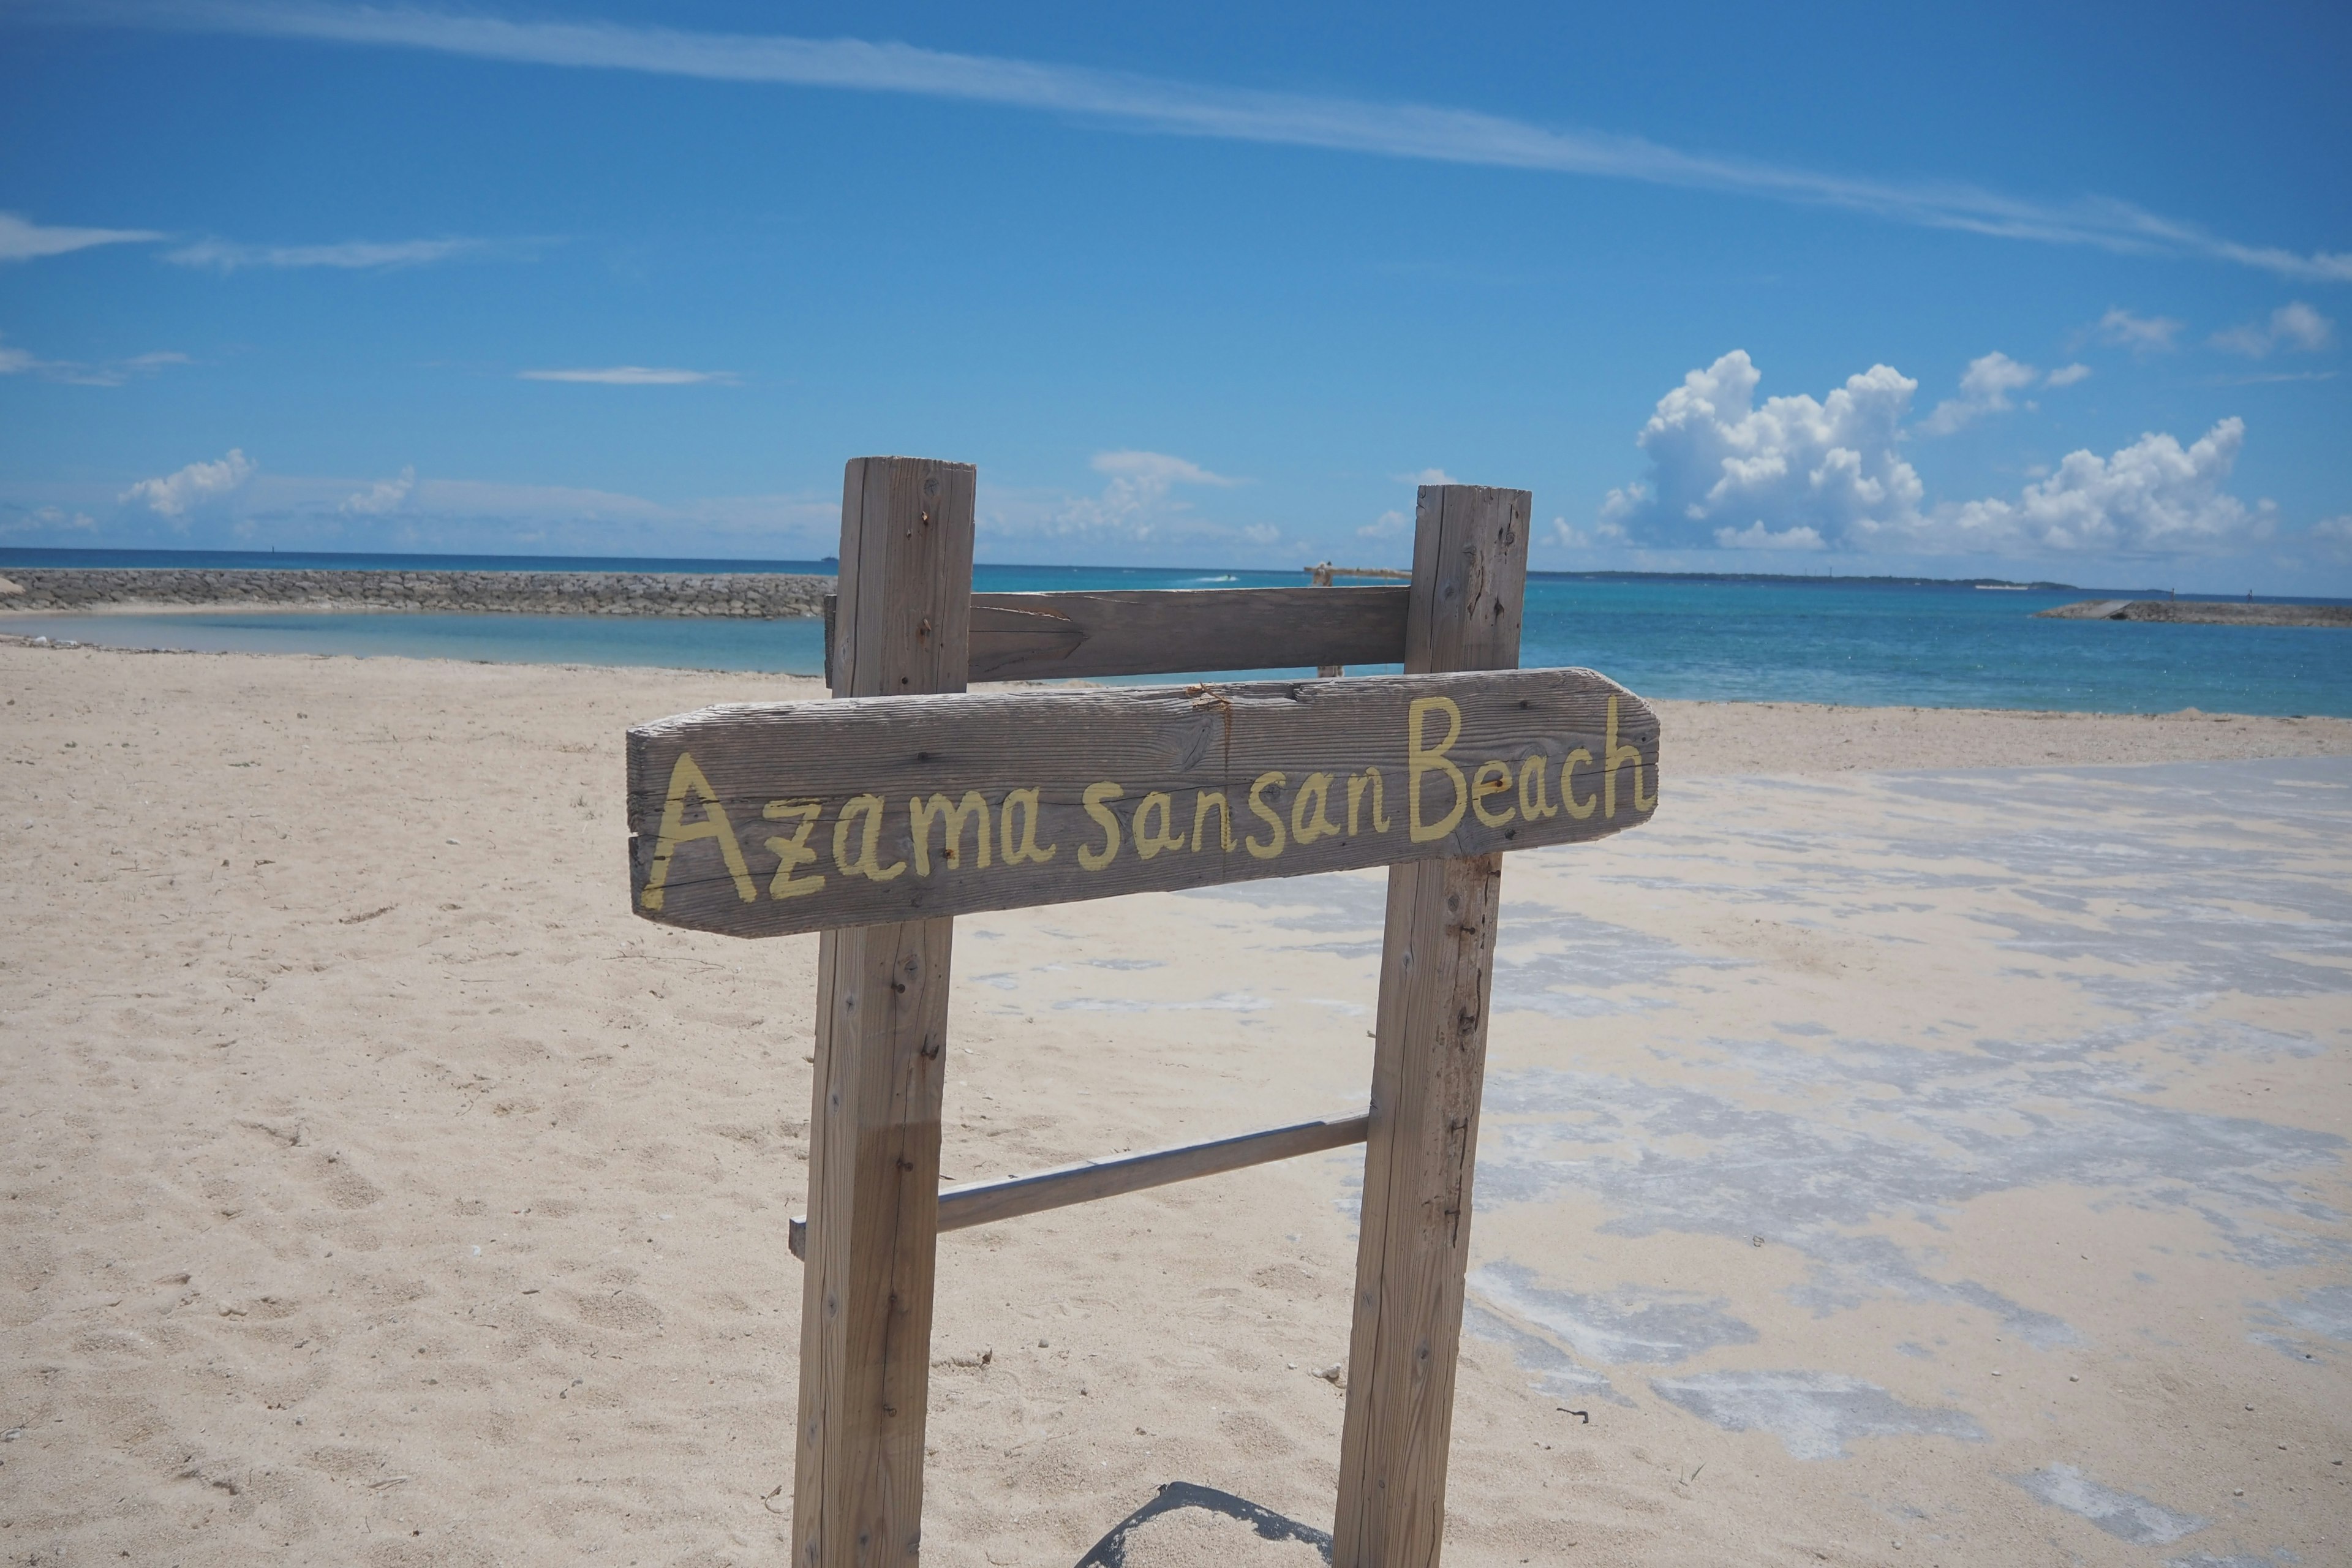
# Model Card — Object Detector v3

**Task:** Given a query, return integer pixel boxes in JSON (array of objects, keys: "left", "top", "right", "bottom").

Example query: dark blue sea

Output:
[{"left": 5, "top": 549, "right": 2348, "bottom": 717}]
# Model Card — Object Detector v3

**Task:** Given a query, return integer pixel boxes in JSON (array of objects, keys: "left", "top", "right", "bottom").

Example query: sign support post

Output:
[
  {"left": 793, "top": 457, "right": 977, "bottom": 1568},
  {"left": 1333, "top": 486, "right": 1529, "bottom": 1566},
  {"left": 627, "top": 469, "right": 1652, "bottom": 1568}
]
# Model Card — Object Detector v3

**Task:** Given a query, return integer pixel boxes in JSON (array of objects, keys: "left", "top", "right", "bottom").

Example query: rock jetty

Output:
[
  {"left": 2035, "top": 598, "right": 2352, "bottom": 628},
  {"left": 0, "top": 568, "right": 831, "bottom": 618}
]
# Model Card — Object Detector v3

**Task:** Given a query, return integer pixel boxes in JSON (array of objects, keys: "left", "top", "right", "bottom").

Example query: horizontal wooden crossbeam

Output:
[
  {"left": 786, "top": 1110, "right": 1370, "bottom": 1261},
  {"left": 823, "top": 586, "right": 1411, "bottom": 685}
]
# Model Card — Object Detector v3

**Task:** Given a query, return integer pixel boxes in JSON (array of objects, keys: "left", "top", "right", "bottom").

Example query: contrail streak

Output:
[{"left": 46, "top": 1, "right": 2352, "bottom": 283}]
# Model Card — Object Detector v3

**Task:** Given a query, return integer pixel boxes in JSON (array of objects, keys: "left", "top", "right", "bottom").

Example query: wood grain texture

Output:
[
  {"left": 1334, "top": 484, "right": 1529, "bottom": 1568},
  {"left": 785, "top": 1112, "right": 1371, "bottom": 1259},
  {"left": 793, "top": 457, "right": 973, "bottom": 1568},
  {"left": 824, "top": 586, "right": 1411, "bottom": 685},
  {"left": 626, "top": 667, "right": 1660, "bottom": 937}
]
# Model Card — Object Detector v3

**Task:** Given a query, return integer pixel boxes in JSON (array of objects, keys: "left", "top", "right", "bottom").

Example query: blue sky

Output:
[{"left": 3, "top": 1, "right": 2348, "bottom": 590}]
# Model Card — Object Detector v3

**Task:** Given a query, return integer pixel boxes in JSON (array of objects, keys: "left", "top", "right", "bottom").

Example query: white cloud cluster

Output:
[
  {"left": 518, "top": 366, "right": 736, "bottom": 385},
  {"left": 341, "top": 465, "right": 417, "bottom": 516},
  {"left": 2211, "top": 301, "right": 2335, "bottom": 358},
  {"left": 1598, "top": 350, "right": 1923, "bottom": 551},
  {"left": 1926, "top": 419, "right": 2272, "bottom": 555},
  {"left": 1600, "top": 352, "right": 2278, "bottom": 558},
  {"left": 121, "top": 450, "right": 257, "bottom": 518},
  {"left": 165, "top": 236, "right": 485, "bottom": 272},
  {"left": 0, "top": 211, "right": 162, "bottom": 263},
  {"left": 2311, "top": 516, "right": 2352, "bottom": 560}
]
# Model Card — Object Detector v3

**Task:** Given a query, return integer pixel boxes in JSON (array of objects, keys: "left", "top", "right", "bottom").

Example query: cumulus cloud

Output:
[
  {"left": 1392, "top": 467, "right": 1460, "bottom": 486},
  {"left": 1901, "top": 420, "right": 2272, "bottom": 556},
  {"left": 165, "top": 236, "right": 486, "bottom": 271},
  {"left": 518, "top": 366, "right": 737, "bottom": 385},
  {"left": 122, "top": 450, "right": 257, "bottom": 518},
  {"left": 1597, "top": 350, "right": 1924, "bottom": 550},
  {"left": 1358, "top": 508, "right": 1410, "bottom": 540},
  {"left": 1919, "top": 352, "right": 2041, "bottom": 435},
  {"left": 2092, "top": 307, "right": 2184, "bottom": 354},
  {"left": 0, "top": 211, "right": 164, "bottom": 262},
  {"left": 1600, "top": 351, "right": 2275, "bottom": 558},
  {"left": 341, "top": 465, "right": 416, "bottom": 516},
  {"left": 2211, "top": 301, "right": 2335, "bottom": 358},
  {"left": 2043, "top": 362, "right": 2093, "bottom": 387}
]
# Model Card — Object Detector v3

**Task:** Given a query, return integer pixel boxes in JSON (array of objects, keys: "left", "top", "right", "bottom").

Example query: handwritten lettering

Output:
[
  {"left": 1245, "top": 772, "right": 1288, "bottom": 860},
  {"left": 1408, "top": 696, "right": 1468, "bottom": 843},
  {"left": 1291, "top": 772, "right": 1342, "bottom": 845},
  {"left": 1135, "top": 791, "right": 1187, "bottom": 860},
  {"left": 1001, "top": 787, "right": 1057, "bottom": 865},
  {"left": 635, "top": 683, "right": 1661, "bottom": 929},
  {"left": 641, "top": 750, "right": 755, "bottom": 911},
  {"left": 1192, "top": 790, "right": 1234, "bottom": 854},
  {"left": 833, "top": 794, "right": 907, "bottom": 881},
  {"left": 1471, "top": 759, "right": 1517, "bottom": 828},
  {"left": 1561, "top": 748, "right": 1596, "bottom": 820},
  {"left": 1604, "top": 696, "right": 1656, "bottom": 819},
  {"left": 762, "top": 798, "right": 827, "bottom": 899},
  {"left": 1078, "top": 782, "right": 1125, "bottom": 872},
  {"left": 910, "top": 791, "right": 991, "bottom": 876},
  {"left": 1348, "top": 767, "right": 1390, "bottom": 835},
  {"left": 1518, "top": 755, "right": 1558, "bottom": 821}
]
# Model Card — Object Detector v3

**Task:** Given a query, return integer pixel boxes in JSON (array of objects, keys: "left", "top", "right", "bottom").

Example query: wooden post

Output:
[
  {"left": 794, "top": 457, "right": 977, "bottom": 1568},
  {"left": 1333, "top": 484, "right": 1529, "bottom": 1567}
]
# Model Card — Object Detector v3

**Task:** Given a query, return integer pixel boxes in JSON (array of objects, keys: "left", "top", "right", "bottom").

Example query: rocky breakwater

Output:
[
  {"left": 2037, "top": 598, "right": 2352, "bottom": 628},
  {"left": 0, "top": 568, "right": 832, "bottom": 618}
]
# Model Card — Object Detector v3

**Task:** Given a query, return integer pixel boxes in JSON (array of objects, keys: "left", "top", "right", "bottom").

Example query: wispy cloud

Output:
[
  {"left": 981, "top": 450, "right": 1245, "bottom": 543},
  {"left": 164, "top": 235, "right": 487, "bottom": 271},
  {"left": 516, "top": 366, "right": 737, "bottom": 385},
  {"left": 2211, "top": 300, "right": 2334, "bottom": 358},
  {"left": 0, "top": 210, "right": 164, "bottom": 262},
  {"left": 0, "top": 330, "right": 189, "bottom": 385},
  {"left": 66, "top": 2, "right": 2352, "bottom": 283},
  {"left": 2090, "top": 307, "right": 2184, "bottom": 353}
]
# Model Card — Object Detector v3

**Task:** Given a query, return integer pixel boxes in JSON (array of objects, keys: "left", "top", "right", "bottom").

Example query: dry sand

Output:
[{"left": 2, "top": 643, "right": 2347, "bottom": 1567}]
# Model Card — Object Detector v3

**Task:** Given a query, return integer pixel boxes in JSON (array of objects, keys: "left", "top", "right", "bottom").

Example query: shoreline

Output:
[{"left": 5, "top": 638, "right": 2346, "bottom": 768}]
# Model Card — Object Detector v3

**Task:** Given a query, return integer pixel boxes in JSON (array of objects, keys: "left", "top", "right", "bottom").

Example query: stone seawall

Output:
[{"left": 0, "top": 568, "right": 832, "bottom": 618}]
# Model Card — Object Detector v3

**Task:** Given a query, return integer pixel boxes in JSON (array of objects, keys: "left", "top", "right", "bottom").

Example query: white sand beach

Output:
[{"left": 3, "top": 643, "right": 2348, "bottom": 1567}]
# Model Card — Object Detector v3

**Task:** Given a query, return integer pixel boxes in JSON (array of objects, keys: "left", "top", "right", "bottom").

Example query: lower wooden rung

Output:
[{"left": 787, "top": 1110, "right": 1369, "bottom": 1261}]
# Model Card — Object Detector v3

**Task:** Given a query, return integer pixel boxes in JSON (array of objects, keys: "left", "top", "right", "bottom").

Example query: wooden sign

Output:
[{"left": 627, "top": 667, "right": 1659, "bottom": 938}]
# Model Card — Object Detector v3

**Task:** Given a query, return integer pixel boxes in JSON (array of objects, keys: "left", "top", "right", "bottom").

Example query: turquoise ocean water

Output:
[{"left": 5, "top": 550, "right": 2348, "bottom": 717}]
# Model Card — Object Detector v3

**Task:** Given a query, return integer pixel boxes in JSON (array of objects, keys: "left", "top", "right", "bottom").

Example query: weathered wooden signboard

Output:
[
  {"left": 627, "top": 671, "right": 1659, "bottom": 937},
  {"left": 627, "top": 456, "right": 1661, "bottom": 1568}
]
